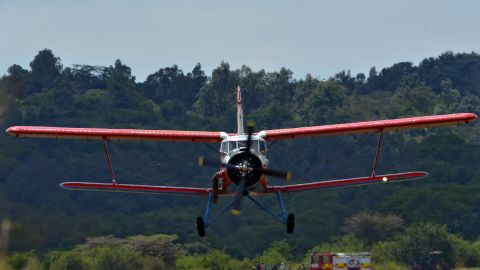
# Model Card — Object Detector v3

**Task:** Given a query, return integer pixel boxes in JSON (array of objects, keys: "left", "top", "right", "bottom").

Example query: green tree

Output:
[
  {"left": 46, "top": 250, "right": 90, "bottom": 270},
  {"left": 343, "top": 211, "right": 404, "bottom": 245},
  {"left": 255, "top": 240, "right": 293, "bottom": 266},
  {"left": 194, "top": 62, "right": 238, "bottom": 117},
  {"left": 126, "top": 234, "right": 184, "bottom": 268},
  {"left": 389, "top": 223, "right": 459, "bottom": 267},
  {"left": 107, "top": 59, "right": 142, "bottom": 108},
  {"left": 93, "top": 246, "right": 142, "bottom": 270},
  {"left": 29, "top": 48, "right": 62, "bottom": 92}
]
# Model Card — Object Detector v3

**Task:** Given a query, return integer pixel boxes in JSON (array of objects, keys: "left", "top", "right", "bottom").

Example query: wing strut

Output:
[
  {"left": 102, "top": 139, "right": 117, "bottom": 185},
  {"left": 371, "top": 129, "right": 383, "bottom": 178}
]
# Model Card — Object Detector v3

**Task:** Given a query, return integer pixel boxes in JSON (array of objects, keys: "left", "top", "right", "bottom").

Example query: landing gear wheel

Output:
[
  {"left": 196, "top": 216, "right": 206, "bottom": 237},
  {"left": 286, "top": 213, "right": 295, "bottom": 234}
]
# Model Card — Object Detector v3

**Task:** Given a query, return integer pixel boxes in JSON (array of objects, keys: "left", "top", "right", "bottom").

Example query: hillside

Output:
[{"left": 0, "top": 49, "right": 479, "bottom": 259}]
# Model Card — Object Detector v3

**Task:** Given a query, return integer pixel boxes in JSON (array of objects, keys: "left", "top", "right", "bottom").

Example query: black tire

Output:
[
  {"left": 196, "top": 216, "right": 206, "bottom": 237},
  {"left": 286, "top": 213, "right": 295, "bottom": 234}
]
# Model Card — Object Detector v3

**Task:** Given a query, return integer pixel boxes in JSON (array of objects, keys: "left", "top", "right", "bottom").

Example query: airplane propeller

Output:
[
  {"left": 198, "top": 121, "right": 292, "bottom": 215},
  {"left": 231, "top": 121, "right": 255, "bottom": 215}
]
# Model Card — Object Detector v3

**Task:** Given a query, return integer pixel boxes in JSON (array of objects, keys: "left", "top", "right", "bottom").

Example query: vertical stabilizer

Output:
[{"left": 236, "top": 86, "right": 244, "bottom": 135}]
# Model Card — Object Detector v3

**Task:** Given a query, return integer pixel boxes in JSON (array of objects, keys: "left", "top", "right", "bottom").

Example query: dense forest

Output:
[{"left": 1, "top": 49, "right": 480, "bottom": 269}]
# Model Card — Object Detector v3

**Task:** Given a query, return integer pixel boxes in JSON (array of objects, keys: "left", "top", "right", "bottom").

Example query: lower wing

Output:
[
  {"left": 267, "top": 171, "right": 427, "bottom": 193},
  {"left": 60, "top": 171, "right": 426, "bottom": 196},
  {"left": 60, "top": 182, "right": 211, "bottom": 195}
]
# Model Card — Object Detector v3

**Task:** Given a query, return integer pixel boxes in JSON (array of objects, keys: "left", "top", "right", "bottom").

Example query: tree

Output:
[
  {"left": 299, "top": 80, "right": 347, "bottom": 124},
  {"left": 29, "top": 49, "right": 62, "bottom": 92},
  {"left": 47, "top": 251, "right": 90, "bottom": 270},
  {"left": 1, "top": 64, "right": 29, "bottom": 97},
  {"left": 194, "top": 62, "right": 238, "bottom": 117},
  {"left": 106, "top": 59, "right": 142, "bottom": 108},
  {"left": 127, "top": 234, "right": 184, "bottom": 268},
  {"left": 343, "top": 211, "right": 404, "bottom": 245},
  {"left": 389, "top": 223, "right": 460, "bottom": 267},
  {"left": 255, "top": 240, "right": 294, "bottom": 266},
  {"left": 391, "top": 84, "right": 436, "bottom": 115},
  {"left": 93, "top": 246, "right": 142, "bottom": 270}
]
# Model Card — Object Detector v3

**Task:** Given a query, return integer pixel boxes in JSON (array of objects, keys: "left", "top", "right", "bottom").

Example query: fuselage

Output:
[
  {"left": 219, "top": 135, "right": 268, "bottom": 166},
  {"left": 217, "top": 135, "right": 269, "bottom": 190},
  {"left": 215, "top": 86, "right": 270, "bottom": 192}
]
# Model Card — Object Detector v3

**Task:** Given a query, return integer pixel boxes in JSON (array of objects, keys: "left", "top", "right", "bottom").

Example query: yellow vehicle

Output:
[{"left": 310, "top": 252, "right": 372, "bottom": 270}]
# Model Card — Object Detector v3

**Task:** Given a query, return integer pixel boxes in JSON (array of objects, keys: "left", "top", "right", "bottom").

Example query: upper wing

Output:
[
  {"left": 259, "top": 113, "right": 477, "bottom": 141},
  {"left": 6, "top": 126, "right": 229, "bottom": 143},
  {"left": 267, "top": 171, "right": 427, "bottom": 193}
]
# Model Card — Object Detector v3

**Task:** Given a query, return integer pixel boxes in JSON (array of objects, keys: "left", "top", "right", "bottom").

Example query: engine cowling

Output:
[{"left": 226, "top": 151, "right": 263, "bottom": 187}]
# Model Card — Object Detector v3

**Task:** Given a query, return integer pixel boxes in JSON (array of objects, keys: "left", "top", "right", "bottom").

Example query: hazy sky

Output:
[{"left": 1, "top": 0, "right": 479, "bottom": 81}]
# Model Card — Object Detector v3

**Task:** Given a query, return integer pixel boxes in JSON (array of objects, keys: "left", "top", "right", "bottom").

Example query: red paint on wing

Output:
[
  {"left": 268, "top": 171, "right": 427, "bottom": 193},
  {"left": 60, "top": 182, "right": 212, "bottom": 195},
  {"left": 264, "top": 113, "right": 477, "bottom": 140},
  {"left": 6, "top": 126, "right": 224, "bottom": 142}
]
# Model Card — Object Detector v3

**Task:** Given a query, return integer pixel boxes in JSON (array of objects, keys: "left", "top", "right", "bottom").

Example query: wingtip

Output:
[
  {"left": 461, "top": 112, "right": 478, "bottom": 122},
  {"left": 6, "top": 126, "right": 17, "bottom": 135}
]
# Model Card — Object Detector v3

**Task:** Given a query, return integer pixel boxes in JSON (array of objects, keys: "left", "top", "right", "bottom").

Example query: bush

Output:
[{"left": 93, "top": 246, "right": 142, "bottom": 270}]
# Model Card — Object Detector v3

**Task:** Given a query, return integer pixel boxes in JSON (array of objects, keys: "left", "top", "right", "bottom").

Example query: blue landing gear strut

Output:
[{"left": 196, "top": 192, "right": 295, "bottom": 237}]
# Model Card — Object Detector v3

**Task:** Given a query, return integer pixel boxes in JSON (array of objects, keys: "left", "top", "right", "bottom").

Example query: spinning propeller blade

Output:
[
  {"left": 198, "top": 156, "right": 238, "bottom": 170},
  {"left": 231, "top": 121, "right": 255, "bottom": 215},
  {"left": 256, "top": 168, "right": 292, "bottom": 181}
]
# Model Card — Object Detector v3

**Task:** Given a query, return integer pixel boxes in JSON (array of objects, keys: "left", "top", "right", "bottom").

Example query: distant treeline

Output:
[{"left": 0, "top": 49, "right": 479, "bottom": 262}]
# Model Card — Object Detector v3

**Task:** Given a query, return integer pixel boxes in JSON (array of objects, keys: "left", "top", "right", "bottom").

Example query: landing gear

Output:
[
  {"left": 196, "top": 216, "right": 206, "bottom": 237},
  {"left": 286, "top": 213, "right": 295, "bottom": 234},
  {"left": 197, "top": 191, "right": 294, "bottom": 236}
]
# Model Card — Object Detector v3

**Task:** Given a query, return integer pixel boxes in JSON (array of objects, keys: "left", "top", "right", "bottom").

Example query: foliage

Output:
[
  {"left": 176, "top": 249, "right": 250, "bottom": 270},
  {"left": 343, "top": 211, "right": 404, "bottom": 245},
  {"left": 0, "top": 49, "right": 480, "bottom": 261},
  {"left": 46, "top": 250, "right": 90, "bottom": 270},
  {"left": 308, "top": 233, "right": 366, "bottom": 257},
  {"left": 41, "top": 234, "right": 183, "bottom": 270},
  {"left": 373, "top": 223, "right": 478, "bottom": 268},
  {"left": 7, "top": 252, "right": 32, "bottom": 269},
  {"left": 371, "top": 261, "right": 409, "bottom": 270},
  {"left": 254, "top": 240, "right": 294, "bottom": 266}
]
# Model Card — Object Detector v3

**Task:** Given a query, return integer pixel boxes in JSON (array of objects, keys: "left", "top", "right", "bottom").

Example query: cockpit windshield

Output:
[{"left": 220, "top": 139, "right": 267, "bottom": 154}]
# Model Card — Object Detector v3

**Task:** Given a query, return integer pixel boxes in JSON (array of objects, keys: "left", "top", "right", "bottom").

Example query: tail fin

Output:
[{"left": 236, "top": 86, "right": 244, "bottom": 135}]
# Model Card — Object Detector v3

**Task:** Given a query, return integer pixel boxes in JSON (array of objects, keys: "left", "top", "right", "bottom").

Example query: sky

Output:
[{"left": 1, "top": 0, "right": 480, "bottom": 81}]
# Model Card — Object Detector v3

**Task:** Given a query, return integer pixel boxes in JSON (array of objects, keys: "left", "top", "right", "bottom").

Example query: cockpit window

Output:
[
  {"left": 228, "top": 141, "right": 237, "bottom": 152},
  {"left": 220, "top": 142, "right": 227, "bottom": 153},
  {"left": 259, "top": 140, "right": 267, "bottom": 153},
  {"left": 237, "top": 140, "right": 247, "bottom": 148},
  {"left": 237, "top": 140, "right": 259, "bottom": 152},
  {"left": 223, "top": 139, "right": 267, "bottom": 153}
]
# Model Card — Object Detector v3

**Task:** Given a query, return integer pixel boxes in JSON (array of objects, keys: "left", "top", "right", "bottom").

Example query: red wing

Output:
[
  {"left": 267, "top": 171, "right": 427, "bottom": 193},
  {"left": 260, "top": 113, "right": 477, "bottom": 141},
  {"left": 6, "top": 126, "right": 228, "bottom": 142},
  {"left": 60, "top": 182, "right": 212, "bottom": 195}
]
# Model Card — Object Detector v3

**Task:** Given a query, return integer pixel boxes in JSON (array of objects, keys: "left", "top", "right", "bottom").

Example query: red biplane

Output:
[{"left": 6, "top": 87, "right": 477, "bottom": 236}]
